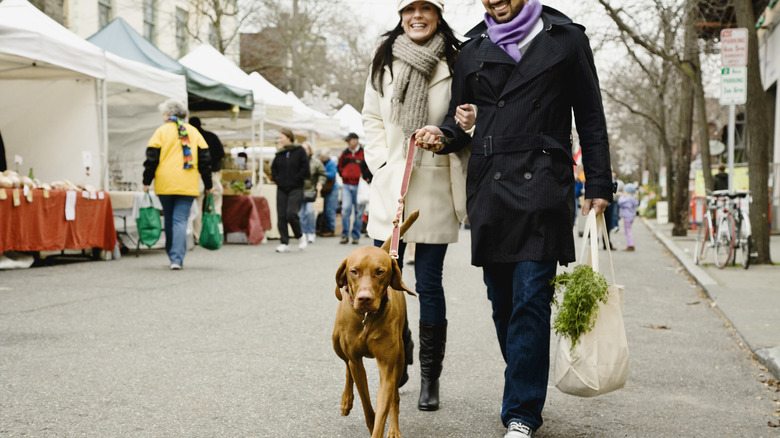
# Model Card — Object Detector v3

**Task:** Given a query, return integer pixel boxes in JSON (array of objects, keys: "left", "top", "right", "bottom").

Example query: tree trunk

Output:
[
  {"left": 671, "top": 3, "right": 697, "bottom": 237},
  {"left": 694, "top": 53, "right": 714, "bottom": 192},
  {"left": 734, "top": 0, "right": 773, "bottom": 264}
]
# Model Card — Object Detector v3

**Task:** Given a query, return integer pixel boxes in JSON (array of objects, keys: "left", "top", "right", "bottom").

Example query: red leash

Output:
[{"left": 389, "top": 136, "right": 417, "bottom": 259}]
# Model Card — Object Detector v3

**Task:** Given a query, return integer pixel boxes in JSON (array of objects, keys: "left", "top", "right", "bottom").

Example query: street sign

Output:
[
  {"left": 721, "top": 28, "right": 748, "bottom": 67},
  {"left": 720, "top": 67, "right": 747, "bottom": 105}
]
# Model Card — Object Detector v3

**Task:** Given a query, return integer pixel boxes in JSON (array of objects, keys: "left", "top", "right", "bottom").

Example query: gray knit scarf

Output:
[{"left": 389, "top": 33, "right": 446, "bottom": 166}]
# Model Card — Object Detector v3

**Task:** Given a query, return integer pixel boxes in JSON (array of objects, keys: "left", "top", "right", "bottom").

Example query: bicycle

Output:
[
  {"left": 694, "top": 191, "right": 732, "bottom": 269},
  {"left": 721, "top": 191, "right": 753, "bottom": 269}
]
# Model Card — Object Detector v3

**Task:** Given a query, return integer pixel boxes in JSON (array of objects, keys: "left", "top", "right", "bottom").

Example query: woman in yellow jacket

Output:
[{"left": 143, "top": 99, "right": 212, "bottom": 270}]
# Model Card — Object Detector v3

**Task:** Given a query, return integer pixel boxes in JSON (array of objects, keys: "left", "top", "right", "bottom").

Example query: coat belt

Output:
[{"left": 471, "top": 133, "right": 572, "bottom": 158}]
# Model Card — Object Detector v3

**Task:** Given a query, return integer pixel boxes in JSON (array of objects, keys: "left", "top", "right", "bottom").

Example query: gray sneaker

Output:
[{"left": 504, "top": 421, "right": 533, "bottom": 438}]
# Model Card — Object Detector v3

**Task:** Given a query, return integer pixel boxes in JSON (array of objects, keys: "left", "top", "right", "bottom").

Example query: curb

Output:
[{"left": 642, "top": 218, "right": 780, "bottom": 381}]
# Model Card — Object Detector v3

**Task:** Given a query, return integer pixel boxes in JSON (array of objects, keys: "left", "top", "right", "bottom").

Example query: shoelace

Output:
[{"left": 508, "top": 422, "right": 532, "bottom": 435}]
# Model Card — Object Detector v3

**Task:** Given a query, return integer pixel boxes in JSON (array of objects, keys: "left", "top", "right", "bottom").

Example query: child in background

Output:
[{"left": 618, "top": 183, "right": 640, "bottom": 251}]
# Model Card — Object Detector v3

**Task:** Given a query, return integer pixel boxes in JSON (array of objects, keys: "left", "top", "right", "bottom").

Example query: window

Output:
[
  {"left": 176, "top": 7, "right": 189, "bottom": 58},
  {"left": 98, "top": 0, "right": 112, "bottom": 28},
  {"left": 143, "top": 0, "right": 156, "bottom": 43}
]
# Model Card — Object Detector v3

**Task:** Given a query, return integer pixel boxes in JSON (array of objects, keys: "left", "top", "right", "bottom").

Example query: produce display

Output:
[{"left": 0, "top": 169, "right": 97, "bottom": 192}]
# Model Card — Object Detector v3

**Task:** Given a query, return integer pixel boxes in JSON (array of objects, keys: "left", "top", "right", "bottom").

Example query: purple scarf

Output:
[{"left": 485, "top": 0, "right": 543, "bottom": 62}]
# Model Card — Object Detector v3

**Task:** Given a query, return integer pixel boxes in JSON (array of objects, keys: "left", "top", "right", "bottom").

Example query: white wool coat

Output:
[{"left": 362, "top": 58, "right": 469, "bottom": 244}]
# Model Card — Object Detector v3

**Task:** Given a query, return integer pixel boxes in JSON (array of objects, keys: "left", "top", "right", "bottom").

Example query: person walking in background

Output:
[
  {"left": 143, "top": 98, "right": 212, "bottom": 270},
  {"left": 338, "top": 132, "right": 371, "bottom": 245},
  {"left": 618, "top": 183, "right": 639, "bottom": 251},
  {"left": 317, "top": 150, "right": 339, "bottom": 237},
  {"left": 298, "top": 142, "right": 326, "bottom": 244},
  {"left": 189, "top": 117, "right": 225, "bottom": 244},
  {"left": 414, "top": 0, "right": 612, "bottom": 436},
  {"left": 714, "top": 164, "right": 729, "bottom": 191},
  {"left": 271, "top": 128, "right": 310, "bottom": 253},
  {"left": 362, "top": 0, "right": 475, "bottom": 411}
]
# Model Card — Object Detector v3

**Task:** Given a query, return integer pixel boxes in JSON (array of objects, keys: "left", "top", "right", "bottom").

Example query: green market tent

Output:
[{"left": 88, "top": 17, "right": 253, "bottom": 113}]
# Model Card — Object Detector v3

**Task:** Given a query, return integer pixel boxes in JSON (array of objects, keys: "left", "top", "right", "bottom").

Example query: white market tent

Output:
[
  {"left": 0, "top": 0, "right": 106, "bottom": 188},
  {"left": 0, "top": 0, "right": 187, "bottom": 190},
  {"left": 179, "top": 44, "right": 341, "bottom": 138},
  {"left": 333, "top": 104, "right": 365, "bottom": 137}
]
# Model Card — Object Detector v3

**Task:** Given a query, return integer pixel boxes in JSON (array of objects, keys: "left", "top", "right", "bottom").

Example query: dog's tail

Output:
[{"left": 379, "top": 210, "right": 420, "bottom": 253}]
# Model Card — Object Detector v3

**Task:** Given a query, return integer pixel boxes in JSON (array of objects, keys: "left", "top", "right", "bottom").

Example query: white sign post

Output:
[
  {"left": 720, "top": 28, "right": 749, "bottom": 192},
  {"left": 721, "top": 28, "right": 748, "bottom": 68}
]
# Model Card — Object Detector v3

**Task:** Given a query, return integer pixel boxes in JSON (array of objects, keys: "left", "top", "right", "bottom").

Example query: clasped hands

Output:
[{"left": 415, "top": 104, "right": 475, "bottom": 152}]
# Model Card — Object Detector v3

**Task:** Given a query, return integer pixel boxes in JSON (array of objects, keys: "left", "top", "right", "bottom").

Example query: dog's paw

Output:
[{"left": 340, "top": 393, "right": 353, "bottom": 416}]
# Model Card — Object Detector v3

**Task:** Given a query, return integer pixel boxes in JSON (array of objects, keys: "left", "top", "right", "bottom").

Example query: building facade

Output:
[{"left": 63, "top": 0, "right": 240, "bottom": 63}]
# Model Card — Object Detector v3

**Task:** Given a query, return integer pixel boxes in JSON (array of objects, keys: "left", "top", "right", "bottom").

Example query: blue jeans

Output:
[
  {"left": 298, "top": 201, "right": 315, "bottom": 235},
  {"left": 373, "top": 239, "right": 448, "bottom": 324},
  {"left": 322, "top": 185, "right": 339, "bottom": 232},
  {"left": 341, "top": 184, "right": 365, "bottom": 240},
  {"left": 483, "top": 261, "right": 557, "bottom": 431},
  {"left": 157, "top": 195, "right": 194, "bottom": 266}
]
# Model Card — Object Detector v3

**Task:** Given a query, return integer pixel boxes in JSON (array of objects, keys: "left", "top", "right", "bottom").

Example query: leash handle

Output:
[{"left": 390, "top": 136, "right": 417, "bottom": 258}]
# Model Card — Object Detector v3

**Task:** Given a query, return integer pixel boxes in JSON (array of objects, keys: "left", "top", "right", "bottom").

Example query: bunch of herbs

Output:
[{"left": 550, "top": 264, "right": 609, "bottom": 351}]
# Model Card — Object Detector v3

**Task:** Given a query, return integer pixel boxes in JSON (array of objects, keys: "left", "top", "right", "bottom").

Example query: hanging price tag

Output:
[{"left": 12, "top": 188, "right": 21, "bottom": 207}]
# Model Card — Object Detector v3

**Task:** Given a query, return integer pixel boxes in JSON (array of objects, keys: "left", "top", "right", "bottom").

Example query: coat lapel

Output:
[{"left": 500, "top": 30, "right": 566, "bottom": 99}]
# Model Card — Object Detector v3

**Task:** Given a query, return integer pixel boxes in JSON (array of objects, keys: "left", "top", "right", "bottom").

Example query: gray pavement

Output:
[
  {"left": 643, "top": 218, "right": 780, "bottom": 380},
  {"left": 2, "top": 218, "right": 780, "bottom": 436}
]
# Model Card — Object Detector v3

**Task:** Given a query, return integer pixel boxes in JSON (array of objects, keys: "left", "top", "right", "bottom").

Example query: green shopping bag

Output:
[
  {"left": 136, "top": 192, "right": 161, "bottom": 246},
  {"left": 199, "top": 193, "right": 223, "bottom": 250}
]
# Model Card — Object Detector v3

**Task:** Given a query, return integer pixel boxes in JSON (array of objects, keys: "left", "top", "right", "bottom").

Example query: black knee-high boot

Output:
[
  {"left": 399, "top": 315, "right": 414, "bottom": 388},
  {"left": 418, "top": 320, "right": 447, "bottom": 411}
]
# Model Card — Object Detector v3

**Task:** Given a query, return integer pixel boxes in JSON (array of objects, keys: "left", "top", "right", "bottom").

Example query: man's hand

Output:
[
  {"left": 454, "top": 104, "right": 476, "bottom": 131},
  {"left": 414, "top": 125, "right": 445, "bottom": 152},
  {"left": 582, "top": 198, "right": 610, "bottom": 216},
  {"left": 143, "top": 185, "right": 150, "bottom": 192}
]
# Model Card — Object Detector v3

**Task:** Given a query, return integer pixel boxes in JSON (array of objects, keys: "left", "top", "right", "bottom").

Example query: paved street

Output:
[{"left": 1, "top": 219, "right": 779, "bottom": 437}]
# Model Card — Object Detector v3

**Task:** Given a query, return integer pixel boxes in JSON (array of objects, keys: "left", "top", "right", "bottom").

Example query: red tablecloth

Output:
[
  {"left": 0, "top": 188, "right": 117, "bottom": 253},
  {"left": 221, "top": 195, "right": 272, "bottom": 244}
]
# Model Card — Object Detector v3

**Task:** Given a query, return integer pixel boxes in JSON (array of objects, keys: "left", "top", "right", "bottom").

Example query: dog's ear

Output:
[
  {"left": 335, "top": 258, "right": 348, "bottom": 300},
  {"left": 390, "top": 257, "right": 416, "bottom": 296}
]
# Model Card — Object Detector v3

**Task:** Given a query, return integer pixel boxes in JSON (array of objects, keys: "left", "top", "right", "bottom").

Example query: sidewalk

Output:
[{"left": 643, "top": 218, "right": 780, "bottom": 380}]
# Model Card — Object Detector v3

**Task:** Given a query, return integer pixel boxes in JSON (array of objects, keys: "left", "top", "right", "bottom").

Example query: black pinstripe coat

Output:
[{"left": 439, "top": 7, "right": 612, "bottom": 267}]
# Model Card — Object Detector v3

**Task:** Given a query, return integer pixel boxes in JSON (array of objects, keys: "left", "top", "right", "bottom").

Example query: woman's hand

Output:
[
  {"left": 454, "top": 104, "right": 475, "bottom": 131},
  {"left": 143, "top": 185, "right": 150, "bottom": 192},
  {"left": 414, "top": 125, "right": 445, "bottom": 152}
]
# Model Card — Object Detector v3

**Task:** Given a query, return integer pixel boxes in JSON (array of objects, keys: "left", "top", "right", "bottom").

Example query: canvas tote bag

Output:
[{"left": 553, "top": 210, "right": 629, "bottom": 397}]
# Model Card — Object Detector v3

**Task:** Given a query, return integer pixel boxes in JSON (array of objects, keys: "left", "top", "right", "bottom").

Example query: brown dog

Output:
[{"left": 332, "top": 211, "right": 419, "bottom": 438}]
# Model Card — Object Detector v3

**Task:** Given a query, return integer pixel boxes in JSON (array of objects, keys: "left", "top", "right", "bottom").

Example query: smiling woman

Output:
[
  {"left": 400, "top": 0, "right": 441, "bottom": 43},
  {"left": 361, "top": 0, "right": 477, "bottom": 415}
]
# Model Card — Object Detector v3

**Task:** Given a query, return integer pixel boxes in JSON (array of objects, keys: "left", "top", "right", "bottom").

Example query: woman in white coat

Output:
[{"left": 362, "top": 0, "right": 474, "bottom": 412}]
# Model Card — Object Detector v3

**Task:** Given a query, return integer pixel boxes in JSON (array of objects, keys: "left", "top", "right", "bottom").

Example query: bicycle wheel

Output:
[
  {"left": 739, "top": 235, "right": 752, "bottom": 269},
  {"left": 713, "top": 215, "right": 735, "bottom": 269},
  {"left": 694, "top": 219, "right": 710, "bottom": 265}
]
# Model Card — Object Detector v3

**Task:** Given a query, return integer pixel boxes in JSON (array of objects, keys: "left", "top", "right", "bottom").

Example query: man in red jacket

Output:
[{"left": 337, "top": 133, "right": 370, "bottom": 244}]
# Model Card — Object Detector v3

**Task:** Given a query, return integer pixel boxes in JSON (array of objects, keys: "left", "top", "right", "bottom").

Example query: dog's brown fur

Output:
[{"left": 332, "top": 211, "right": 419, "bottom": 438}]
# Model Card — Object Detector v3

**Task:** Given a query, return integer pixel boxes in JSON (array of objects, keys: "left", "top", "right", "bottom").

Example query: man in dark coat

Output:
[
  {"left": 189, "top": 117, "right": 226, "bottom": 243},
  {"left": 416, "top": 1, "right": 612, "bottom": 437}
]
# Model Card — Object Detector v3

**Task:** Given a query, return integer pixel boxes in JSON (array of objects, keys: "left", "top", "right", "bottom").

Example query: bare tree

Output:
[
  {"left": 733, "top": 0, "right": 772, "bottom": 263},
  {"left": 241, "top": 0, "right": 371, "bottom": 106}
]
